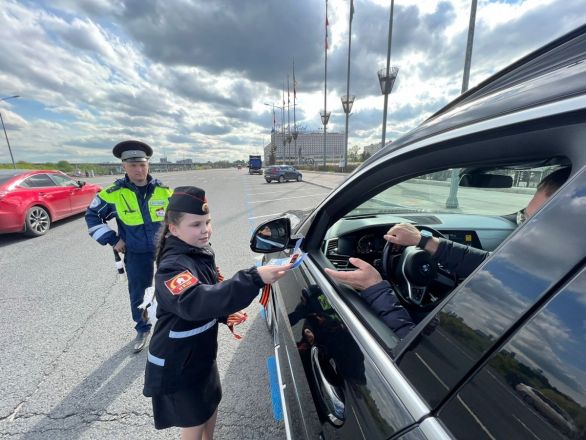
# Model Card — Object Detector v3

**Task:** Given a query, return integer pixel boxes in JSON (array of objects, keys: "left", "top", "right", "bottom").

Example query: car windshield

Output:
[{"left": 347, "top": 166, "right": 555, "bottom": 217}]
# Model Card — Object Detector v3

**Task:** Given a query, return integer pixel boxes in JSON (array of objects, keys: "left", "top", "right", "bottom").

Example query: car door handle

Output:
[{"left": 310, "top": 346, "right": 345, "bottom": 426}]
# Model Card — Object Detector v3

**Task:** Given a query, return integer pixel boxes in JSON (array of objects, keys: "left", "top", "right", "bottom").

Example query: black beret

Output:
[
  {"left": 113, "top": 140, "right": 153, "bottom": 162},
  {"left": 168, "top": 186, "right": 209, "bottom": 215}
]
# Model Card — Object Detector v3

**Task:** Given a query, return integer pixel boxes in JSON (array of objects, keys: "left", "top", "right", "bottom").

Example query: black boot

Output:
[{"left": 133, "top": 331, "right": 150, "bottom": 353}]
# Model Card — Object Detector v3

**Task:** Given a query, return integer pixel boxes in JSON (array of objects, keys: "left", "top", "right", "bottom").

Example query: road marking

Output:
[
  {"left": 267, "top": 356, "right": 283, "bottom": 421},
  {"left": 248, "top": 208, "right": 316, "bottom": 220},
  {"left": 250, "top": 194, "right": 327, "bottom": 203},
  {"left": 415, "top": 353, "right": 496, "bottom": 440}
]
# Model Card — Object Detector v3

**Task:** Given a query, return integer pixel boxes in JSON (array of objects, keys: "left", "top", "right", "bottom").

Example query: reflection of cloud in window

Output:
[{"left": 446, "top": 270, "right": 530, "bottom": 339}]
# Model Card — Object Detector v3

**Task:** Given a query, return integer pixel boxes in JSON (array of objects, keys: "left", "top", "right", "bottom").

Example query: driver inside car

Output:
[{"left": 324, "top": 167, "right": 570, "bottom": 338}]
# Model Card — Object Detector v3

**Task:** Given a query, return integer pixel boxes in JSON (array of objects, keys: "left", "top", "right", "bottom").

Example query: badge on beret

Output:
[{"left": 164, "top": 270, "right": 199, "bottom": 295}]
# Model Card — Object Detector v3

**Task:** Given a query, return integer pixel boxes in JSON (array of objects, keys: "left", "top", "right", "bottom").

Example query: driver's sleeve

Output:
[
  {"left": 433, "top": 238, "right": 490, "bottom": 279},
  {"left": 360, "top": 281, "right": 415, "bottom": 339}
]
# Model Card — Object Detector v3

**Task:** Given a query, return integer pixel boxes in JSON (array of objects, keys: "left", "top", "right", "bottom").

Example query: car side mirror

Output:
[
  {"left": 459, "top": 173, "right": 512, "bottom": 188},
  {"left": 250, "top": 218, "right": 291, "bottom": 253},
  {"left": 77, "top": 180, "right": 86, "bottom": 187}
]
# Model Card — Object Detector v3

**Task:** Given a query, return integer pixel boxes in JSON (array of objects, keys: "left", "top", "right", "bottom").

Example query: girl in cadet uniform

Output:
[{"left": 143, "top": 186, "right": 290, "bottom": 440}]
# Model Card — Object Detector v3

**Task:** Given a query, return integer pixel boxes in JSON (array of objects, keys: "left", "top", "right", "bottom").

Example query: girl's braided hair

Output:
[{"left": 155, "top": 210, "right": 185, "bottom": 267}]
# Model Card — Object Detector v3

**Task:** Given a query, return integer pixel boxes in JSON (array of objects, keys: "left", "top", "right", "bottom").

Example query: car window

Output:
[
  {"left": 437, "top": 268, "right": 586, "bottom": 439},
  {"left": 393, "top": 169, "right": 584, "bottom": 408},
  {"left": 21, "top": 174, "right": 57, "bottom": 188},
  {"left": 349, "top": 166, "right": 553, "bottom": 217},
  {"left": 49, "top": 174, "right": 78, "bottom": 187}
]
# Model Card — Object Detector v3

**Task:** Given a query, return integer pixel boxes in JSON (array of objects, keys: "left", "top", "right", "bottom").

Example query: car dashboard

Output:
[{"left": 322, "top": 212, "right": 517, "bottom": 269}]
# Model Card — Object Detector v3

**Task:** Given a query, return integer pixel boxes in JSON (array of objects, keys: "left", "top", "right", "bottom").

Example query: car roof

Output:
[{"left": 363, "top": 24, "right": 586, "bottom": 166}]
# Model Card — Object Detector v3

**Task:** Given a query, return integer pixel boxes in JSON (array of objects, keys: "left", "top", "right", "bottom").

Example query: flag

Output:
[
  {"left": 287, "top": 75, "right": 290, "bottom": 105},
  {"left": 325, "top": 16, "right": 330, "bottom": 50},
  {"left": 259, "top": 284, "right": 271, "bottom": 308},
  {"left": 350, "top": 0, "right": 355, "bottom": 23},
  {"left": 273, "top": 108, "right": 276, "bottom": 128}
]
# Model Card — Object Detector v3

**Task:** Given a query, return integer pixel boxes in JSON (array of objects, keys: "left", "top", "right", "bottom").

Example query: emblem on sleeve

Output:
[
  {"left": 89, "top": 196, "right": 101, "bottom": 209},
  {"left": 164, "top": 270, "right": 198, "bottom": 295}
]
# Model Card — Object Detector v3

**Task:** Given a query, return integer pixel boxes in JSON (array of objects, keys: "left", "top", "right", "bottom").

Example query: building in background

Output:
[{"left": 264, "top": 129, "right": 345, "bottom": 165}]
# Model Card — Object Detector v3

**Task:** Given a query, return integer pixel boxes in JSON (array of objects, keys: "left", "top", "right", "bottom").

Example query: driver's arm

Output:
[
  {"left": 433, "top": 239, "right": 490, "bottom": 278},
  {"left": 385, "top": 223, "right": 490, "bottom": 279},
  {"left": 325, "top": 258, "right": 415, "bottom": 339}
]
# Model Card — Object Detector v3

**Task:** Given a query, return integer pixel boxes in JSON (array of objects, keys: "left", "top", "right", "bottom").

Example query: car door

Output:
[
  {"left": 49, "top": 173, "right": 89, "bottom": 212},
  {"left": 22, "top": 173, "right": 70, "bottom": 219},
  {"left": 391, "top": 168, "right": 585, "bottom": 439},
  {"left": 272, "top": 252, "right": 425, "bottom": 439}
]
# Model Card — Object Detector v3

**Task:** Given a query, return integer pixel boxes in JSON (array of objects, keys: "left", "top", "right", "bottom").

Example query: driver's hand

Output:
[
  {"left": 325, "top": 258, "right": 382, "bottom": 291},
  {"left": 384, "top": 223, "right": 420, "bottom": 247}
]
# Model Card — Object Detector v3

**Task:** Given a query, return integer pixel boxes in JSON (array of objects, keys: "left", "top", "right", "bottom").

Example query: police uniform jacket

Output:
[
  {"left": 143, "top": 235, "right": 264, "bottom": 397},
  {"left": 85, "top": 175, "right": 172, "bottom": 253}
]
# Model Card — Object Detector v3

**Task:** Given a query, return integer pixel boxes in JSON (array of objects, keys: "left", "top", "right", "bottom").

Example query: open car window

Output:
[{"left": 321, "top": 163, "right": 569, "bottom": 350}]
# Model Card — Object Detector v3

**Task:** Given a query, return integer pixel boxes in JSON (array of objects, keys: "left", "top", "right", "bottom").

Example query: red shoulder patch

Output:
[{"left": 164, "top": 270, "right": 199, "bottom": 295}]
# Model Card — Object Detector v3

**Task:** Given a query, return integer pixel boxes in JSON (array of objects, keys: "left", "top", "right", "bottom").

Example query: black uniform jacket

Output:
[{"left": 143, "top": 235, "right": 264, "bottom": 397}]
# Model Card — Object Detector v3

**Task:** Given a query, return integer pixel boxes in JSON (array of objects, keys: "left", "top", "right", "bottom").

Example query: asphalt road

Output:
[{"left": 0, "top": 169, "right": 333, "bottom": 440}]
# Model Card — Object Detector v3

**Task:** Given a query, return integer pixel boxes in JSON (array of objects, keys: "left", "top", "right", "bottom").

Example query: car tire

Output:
[
  {"left": 297, "top": 175, "right": 302, "bottom": 182},
  {"left": 265, "top": 296, "right": 274, "bottom": 333},
  {"left": 265, "top": 178, "right": 271, "bottom": 183},
  {"left": 24, "top": 206, "right": 51, "bottom": 237},
  {"left": 278, "top": 176, "right": 285, "bottom": 183}
]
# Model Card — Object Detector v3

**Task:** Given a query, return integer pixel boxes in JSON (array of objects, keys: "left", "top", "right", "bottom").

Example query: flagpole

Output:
[
  {"left": 287, "top": 74, "right": 291, "bottom": 164},
  {"left": 343, "top": 0, "right": 354, "bottom": 172},
  {"left": 323, "top": 0, "right": 328, "bottom": 168},
  {"left": 282, "top": 82, "right": 286, "bottom": 164},
  {"left": 293, "top": 59, "right": 298, "bottom": 165}
]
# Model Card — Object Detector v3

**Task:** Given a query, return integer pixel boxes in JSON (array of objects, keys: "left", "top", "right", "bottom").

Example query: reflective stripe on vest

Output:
[{"left": 99, "top": 185, "right": 172, "bottom": 226}]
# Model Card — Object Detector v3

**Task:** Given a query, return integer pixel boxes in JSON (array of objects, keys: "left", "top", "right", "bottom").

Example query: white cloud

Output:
[{"left": 0, "top": 0, "right": 584, "bottom": 163}]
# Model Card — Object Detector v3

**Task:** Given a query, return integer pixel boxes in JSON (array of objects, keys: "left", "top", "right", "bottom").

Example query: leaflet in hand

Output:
[{"left": 266, "top": 238, "right": 306, "bottom": 269}]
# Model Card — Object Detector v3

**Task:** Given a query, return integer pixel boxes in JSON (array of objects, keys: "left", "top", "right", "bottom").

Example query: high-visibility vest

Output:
[{"left": 99, "top": 185, "right": 173, "bottom": 226}]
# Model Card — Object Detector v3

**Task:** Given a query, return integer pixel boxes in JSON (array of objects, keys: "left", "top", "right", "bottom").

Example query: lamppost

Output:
[
  {"left": 340, "top": 95, "right": 355, "bottom": 171},
  {"left": 320, "top": 110, "right": 331, "bottom": 167},
  {"left": 379, "top": 0, "right": 398, "bottom": 150},
  {"left": 0, "top": 95, "right": 19, "bottom": 170},
  {"left": 264, "top": 102, "right": 286, "bottom": 164},
  {"left": 445, "top": 0, "right": 478, "bottom": 209}
]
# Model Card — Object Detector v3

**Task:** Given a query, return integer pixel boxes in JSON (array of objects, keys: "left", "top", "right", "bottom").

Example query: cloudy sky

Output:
[{"left": 0, "top": 0, "right": 584, "bottom": 164}]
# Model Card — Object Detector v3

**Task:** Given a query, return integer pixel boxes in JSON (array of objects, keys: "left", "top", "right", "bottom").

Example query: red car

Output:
[{"left": 0, "top": 169, "right": 101, "bottom": 236}]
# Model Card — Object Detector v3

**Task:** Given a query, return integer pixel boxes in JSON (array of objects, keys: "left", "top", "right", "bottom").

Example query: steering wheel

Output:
[{"left": 381, "top": 227, "right": 457, "bottom": 309}]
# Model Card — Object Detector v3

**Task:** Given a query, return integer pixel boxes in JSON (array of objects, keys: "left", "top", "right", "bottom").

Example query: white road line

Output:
[
  {"left": 250, "top": 194, "right": 327, "bottom": 203},
  {"left": 415, "top": 353, "right": 496, "bottom": 440},
  {"left": 248, "top": 207, "right": 316, "bottom": 220}
]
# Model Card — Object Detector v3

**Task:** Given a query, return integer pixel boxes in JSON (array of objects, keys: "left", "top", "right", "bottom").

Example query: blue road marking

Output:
[{"left": 266, "top": 356, "right": 283, "bottom": 421}]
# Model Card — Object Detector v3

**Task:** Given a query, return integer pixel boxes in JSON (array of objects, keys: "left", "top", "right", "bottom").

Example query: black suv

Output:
[
  {"left": 264, "top": 165, "right": 303, "bottom": 183},
  {"left": 251, "top": 27, "right": 586, "bottom": 440}
]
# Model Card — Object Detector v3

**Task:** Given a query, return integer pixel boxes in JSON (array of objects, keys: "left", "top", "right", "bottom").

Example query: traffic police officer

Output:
[{"left": 85, "top": 140, "right": 173, "bottom": 353}]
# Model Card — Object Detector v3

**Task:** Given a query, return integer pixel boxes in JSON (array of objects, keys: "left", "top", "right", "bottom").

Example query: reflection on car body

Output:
[{"left": 251, "top": 26, "right": 586, "bottom": 440}]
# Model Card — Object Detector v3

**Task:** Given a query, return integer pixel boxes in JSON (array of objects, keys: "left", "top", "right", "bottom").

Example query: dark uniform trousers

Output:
[{"left": 125, "top": 251, "right": 155, "bottom": 334}]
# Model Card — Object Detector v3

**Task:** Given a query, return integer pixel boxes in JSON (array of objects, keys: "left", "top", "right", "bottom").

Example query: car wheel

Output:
[
  {"left": 265, "top": 296, "right": 275, "bottom": 333},
  {"left": 24, "top": 206, "right": 51, "bottom": 236},
  {"left": 297, "top": 175, "right": 302, "bottom": 182},
  {"left": 265, "top": 178, "right": 271, "bottom": 183},
  {"left": 278, "top": 176, "right": 285, "bottom": 183}
]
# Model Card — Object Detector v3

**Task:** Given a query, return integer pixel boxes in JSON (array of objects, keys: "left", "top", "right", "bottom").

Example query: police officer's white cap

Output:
[{"left": 113, "top": 140, "right": 153, "bottom": 162}]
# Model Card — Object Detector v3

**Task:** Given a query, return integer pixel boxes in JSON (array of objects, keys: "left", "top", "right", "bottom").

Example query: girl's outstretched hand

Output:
[{"left": 257, "top": 264, "right": 293, "bottom": 284}]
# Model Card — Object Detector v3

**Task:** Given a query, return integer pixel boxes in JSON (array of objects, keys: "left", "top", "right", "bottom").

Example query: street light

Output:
[
  {"left": 0, "top": 95, "right": 19, "bottom": 170},
  {"left": 378, "top": 65, "right": 398, "bottom": 149},
  {"left": 264, "top": 102, "right": 286, "bottom": 164},
  {"left": 340, "top": 95, "right": 355, "bottom": 171},
  {"left": 320, "top": 110, "right": 331, "bottom": 167}
]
